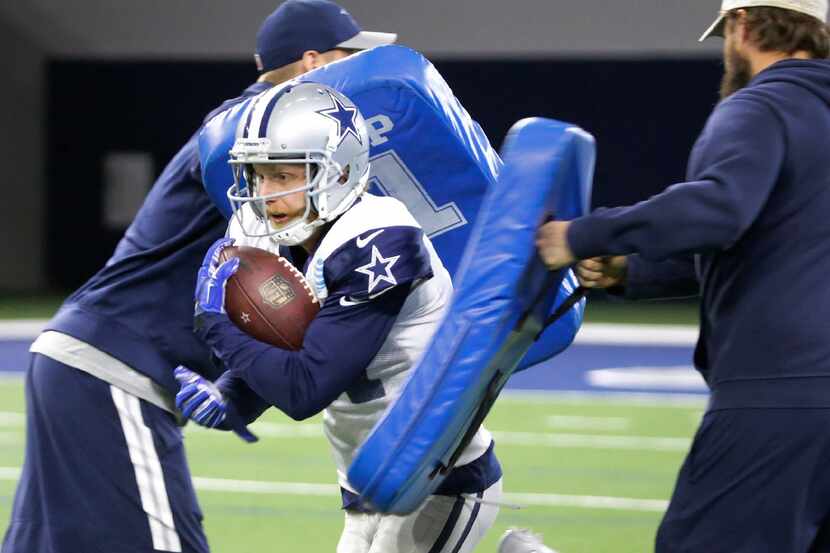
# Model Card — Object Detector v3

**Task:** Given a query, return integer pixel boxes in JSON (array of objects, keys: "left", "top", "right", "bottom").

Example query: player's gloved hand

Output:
[
  {"left": 174, "top": 366, "right": 258, "bottom": 443},
  {"left": 195, "top": 237, "right": 239, "bottom": 315}
]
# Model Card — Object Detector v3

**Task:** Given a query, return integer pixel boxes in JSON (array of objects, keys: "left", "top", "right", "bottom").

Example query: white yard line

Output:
[
  {"left": 587, "top": 367, "right": 707, "bottom": 391},
  {"left": 0, "top": 412, "right": 24, "bottom": 426},
  {"left": 499, "top": 389, "right": 707, "bottom": 407},
  {"left": 0, "top": 467, "right": 668, "bottom": 513},
  {"left": 0, "top": 467, "right": 20, "bottom": 479},
  {"left": 0, "top": 320, "right": 697, "bottom": 345},
  {"left": 574, "top": 323, "right": 697, "bottom": 346},
  {"left": 193, "top": 476, "right": 338, "bottom": 496},
  {"left": 546, "top": 415, "right": 630, "bottom": 431},
  {"left": 0, "top": 320, "right": 46, "bottom": 340},
  {"left": 504, "top": 492, "right": 667, "bottom": 512}
]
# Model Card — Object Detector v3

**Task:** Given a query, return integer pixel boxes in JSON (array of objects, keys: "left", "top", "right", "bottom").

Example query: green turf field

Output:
[
  {"left": 0, "top": 295, "right": 67, "bottom": 320},
  {"left": 0, "top": 378, "right": 703, "bottom": 552}
]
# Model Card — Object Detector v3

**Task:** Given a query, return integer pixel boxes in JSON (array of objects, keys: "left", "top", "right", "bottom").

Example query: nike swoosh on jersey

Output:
[
  {"left": 338, "top": 287, "right": 395, "bottom": 307},
  {"left": 355, "top": 229, "right": 385, "bottom": 248}
]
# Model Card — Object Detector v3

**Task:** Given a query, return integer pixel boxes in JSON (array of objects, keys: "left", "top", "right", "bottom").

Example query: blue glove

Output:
[
  {"left": 174, "top": 366, "right": 258, "bottom": 443},
  {"left": 195, "top": 237, "right": 240, "bottom": 315}
]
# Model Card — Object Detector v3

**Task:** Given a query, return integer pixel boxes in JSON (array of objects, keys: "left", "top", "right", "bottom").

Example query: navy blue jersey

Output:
[
  {"left": 47, "top": 82, "right": 272, "bottom": 395},
  {"left": 202, "top": 197, "right": 439, "bottom": 423},
  {"left": 569, "top": 60, "right": 830, "bottom": 405}
]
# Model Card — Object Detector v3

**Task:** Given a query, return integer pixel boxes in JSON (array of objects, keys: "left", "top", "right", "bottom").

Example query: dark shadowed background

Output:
[{"left": 0, "top": 0, "right": 724, "bottom": 292}]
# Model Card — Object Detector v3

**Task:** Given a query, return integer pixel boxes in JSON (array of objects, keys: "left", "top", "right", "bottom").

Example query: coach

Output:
[{"left": 536, "top": 0, "right": 830, "bottom": 551}]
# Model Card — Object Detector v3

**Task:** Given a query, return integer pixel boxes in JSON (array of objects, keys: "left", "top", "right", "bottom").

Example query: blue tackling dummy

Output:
[
  {"left": 349, "top": 117, "right": 594, "bottom": 513},
  {"left": 200, "top": 44, "right": 584, "bottom": 370}
]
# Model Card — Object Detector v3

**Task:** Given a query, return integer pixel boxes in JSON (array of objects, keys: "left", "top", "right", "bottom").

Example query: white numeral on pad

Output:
[{"left": 368, "top": 150, "right": 467, "bottom": 238}]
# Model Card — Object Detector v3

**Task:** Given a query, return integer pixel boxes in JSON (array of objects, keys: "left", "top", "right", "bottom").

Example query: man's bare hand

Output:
[
  {"left": 576, "top": 256, "right": 628, "bottom": 289},
  {"left": 536, "top": 221, "right": 576, "bottom": 270}
]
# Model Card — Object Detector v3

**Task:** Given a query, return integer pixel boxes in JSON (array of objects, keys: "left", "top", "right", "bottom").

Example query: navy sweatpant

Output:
[
  {"left": 656, "top": 408, "right": 830, "bottom": 553},
  {"left": 2, "top": 353, "right": 209, "bottom": 553}
]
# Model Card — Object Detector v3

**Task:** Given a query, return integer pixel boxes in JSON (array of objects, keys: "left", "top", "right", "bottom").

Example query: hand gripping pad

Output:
[{"left": 346, "top": 118, "right": 595, "bottom": 514}]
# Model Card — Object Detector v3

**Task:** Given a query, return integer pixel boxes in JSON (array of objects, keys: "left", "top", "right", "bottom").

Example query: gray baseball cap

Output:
[{"left": 700, "top": 0, "right": 829, "bottom": 41}]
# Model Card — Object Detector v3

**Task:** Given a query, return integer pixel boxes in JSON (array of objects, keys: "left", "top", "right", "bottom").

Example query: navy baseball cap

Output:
[{"left": 255, "top": 0, "right": 397, "bottom": 72}]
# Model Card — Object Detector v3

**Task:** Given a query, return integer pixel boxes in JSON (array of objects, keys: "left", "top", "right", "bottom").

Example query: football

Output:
[{"left": 219, "top": 245, "right": 320, "bottom": 350}]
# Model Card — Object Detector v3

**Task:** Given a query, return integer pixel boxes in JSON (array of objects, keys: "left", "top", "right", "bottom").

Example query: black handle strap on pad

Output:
[
  {"left": 431, "top": 369, "right": 508, "bottom": 478},
  {"left": 535, "top": 285, "right": 588, "bottom": 341},
  {"left": 430, "top": 277, "right": 585, "bottom": 478}
]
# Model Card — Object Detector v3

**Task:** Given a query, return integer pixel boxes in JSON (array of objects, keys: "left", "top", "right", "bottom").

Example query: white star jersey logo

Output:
[
  {"left": 240, "top": 312, "right": 251, "bottom": 324},
  {"left": 356, "top": 245, "right": 399, "bottom": 293}
]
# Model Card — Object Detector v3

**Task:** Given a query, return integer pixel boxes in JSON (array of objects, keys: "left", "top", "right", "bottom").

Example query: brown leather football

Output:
[{"left": 218, "top": 245, "right": 320, "bottom": 350}]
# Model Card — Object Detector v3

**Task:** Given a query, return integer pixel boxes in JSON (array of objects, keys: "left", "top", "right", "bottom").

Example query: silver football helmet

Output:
[{"left": 227, "top": 82, "right": 371, "bottom": 246}]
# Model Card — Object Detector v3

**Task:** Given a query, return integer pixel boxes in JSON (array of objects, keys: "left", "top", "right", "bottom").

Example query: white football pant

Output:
[{"left": 336, "top": 478, "right": 502, "bottom": 553}]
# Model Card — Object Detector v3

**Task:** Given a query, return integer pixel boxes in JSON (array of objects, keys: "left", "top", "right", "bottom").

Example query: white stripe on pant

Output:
[{"left": 111, "top": 386, "right": 182, "bottom": 552}]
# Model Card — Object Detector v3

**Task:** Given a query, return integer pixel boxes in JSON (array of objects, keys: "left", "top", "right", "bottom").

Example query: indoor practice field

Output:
[
  {"left": 0, "top": 300, "right": 705, "bottom": 553},
  {"left": 4, "top": 0, "right": 824, "bottom": 550}
]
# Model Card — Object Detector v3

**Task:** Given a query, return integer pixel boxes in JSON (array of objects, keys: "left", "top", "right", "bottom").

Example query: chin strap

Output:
[{"left": 273, "top": 216, "right": 324, "bottom": 246}]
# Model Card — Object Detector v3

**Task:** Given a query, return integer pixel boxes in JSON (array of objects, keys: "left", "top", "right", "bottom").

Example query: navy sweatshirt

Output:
[
  {"left": 568, "top": 59, "right": 830, "bottom": 408},
  {"left": 47, "top": 82, "right": 272, "bottom": 395}
]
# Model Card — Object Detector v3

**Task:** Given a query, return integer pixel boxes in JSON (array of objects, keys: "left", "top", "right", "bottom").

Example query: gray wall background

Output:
[{"left": 0, "top": 0, "right": 723, "bottom": 292}]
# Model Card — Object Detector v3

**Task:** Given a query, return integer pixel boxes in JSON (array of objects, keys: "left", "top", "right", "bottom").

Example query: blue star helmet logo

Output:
[{"left": 316, "top": 91, "right": 363, "bottom": 147}]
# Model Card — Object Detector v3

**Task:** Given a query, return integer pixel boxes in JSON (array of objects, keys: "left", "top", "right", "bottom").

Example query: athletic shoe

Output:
[{"left": 497, "top": 528, "right": 559, "bottom": 553}]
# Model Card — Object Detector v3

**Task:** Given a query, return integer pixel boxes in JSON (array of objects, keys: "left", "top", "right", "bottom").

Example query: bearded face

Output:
[{"left": 720, "top": 24, "right": 753, "bottom": 99}]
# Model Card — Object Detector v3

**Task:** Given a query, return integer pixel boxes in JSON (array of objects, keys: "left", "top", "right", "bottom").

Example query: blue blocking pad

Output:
[
  {"left": 516, "top": 122, "right": 594, "bottom": 371},
  {"left": 346, "top": 118, "right": 595, "bottom": 514},
  {"left": 199, "top": 99, "right": 250, "bottom": 219},
  {"left": 199, "top": 45, "right": 501, "bottom": 278}
]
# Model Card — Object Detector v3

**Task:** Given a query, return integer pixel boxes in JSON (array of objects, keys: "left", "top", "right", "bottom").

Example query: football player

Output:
[
  {"left": 175, "top": 82, "right": 503, "bottom": 553},
  {"left": 1, "top": 3, "right": 395, "bottom": 553}
]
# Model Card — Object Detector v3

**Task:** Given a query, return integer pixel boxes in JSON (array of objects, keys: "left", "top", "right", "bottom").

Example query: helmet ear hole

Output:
[
  {"left": 242, "top": 164, "right": 257, "bottom": 194},
  {"left": 338, "top": 166, "right": 350, "bottom": 185}
]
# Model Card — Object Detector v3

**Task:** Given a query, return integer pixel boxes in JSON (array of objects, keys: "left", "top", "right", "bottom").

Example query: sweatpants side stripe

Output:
[{"left": 111, "top": 386, "right": 182, "bottom": 552}]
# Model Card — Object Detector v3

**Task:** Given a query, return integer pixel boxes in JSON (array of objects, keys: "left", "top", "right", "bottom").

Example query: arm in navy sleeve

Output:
[
  {"left": 567, "top": 96, "right": 785, "bottom": 261},
  {"left": 614, "top": 254, "right": 700, "bottom": 300},
  {"left": 196, "top": 283, "right": 412, "bottom": 421}
]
